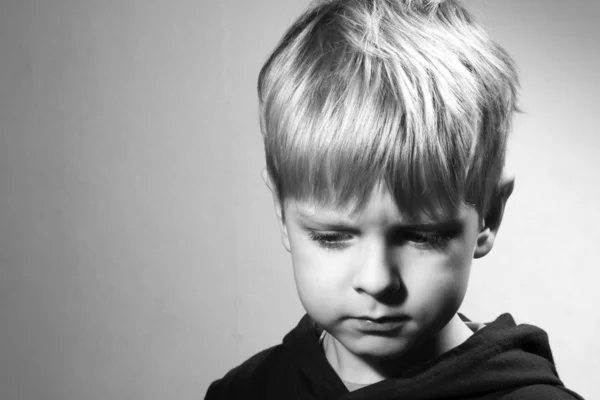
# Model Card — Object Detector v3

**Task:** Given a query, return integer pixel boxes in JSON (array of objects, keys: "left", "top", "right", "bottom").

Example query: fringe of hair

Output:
[{"left": 258, "top": 0, "right": 519, "bottom": 219}]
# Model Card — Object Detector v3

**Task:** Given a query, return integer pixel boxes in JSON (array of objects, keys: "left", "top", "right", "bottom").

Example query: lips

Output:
[{"left": 353, "top": 315, "right": 409, "bottom": 333}]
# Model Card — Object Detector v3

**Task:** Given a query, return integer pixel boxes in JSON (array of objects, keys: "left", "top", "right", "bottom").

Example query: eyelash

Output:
[
  {"left": 308, "top": 231, "right": 452, "bottom": 250},
  {"left": 308, "top": 231, "right": 353, "bottom": 250},
  {"left": 404, "top": 232, "right": 452, "bottom": 249}
]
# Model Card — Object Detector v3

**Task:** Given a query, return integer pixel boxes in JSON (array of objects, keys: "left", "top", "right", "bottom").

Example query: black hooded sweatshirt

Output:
[{"left": 205, "top": 314, "right": 583, "bottom": 399}]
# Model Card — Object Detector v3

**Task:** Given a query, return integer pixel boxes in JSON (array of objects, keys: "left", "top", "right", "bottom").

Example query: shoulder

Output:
[
  {"left": 204, "top": 344, "right": 288, "bottom": 400},
  {"left": 205, "top": 315, "right": 323, "bottom": 400},
  {"left": 501, "top": 384, "right": 584, "bottom": 400}
]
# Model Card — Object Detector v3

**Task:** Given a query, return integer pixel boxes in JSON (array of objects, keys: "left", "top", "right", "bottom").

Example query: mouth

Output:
[{"left": 353, "top": 315, "right": 410, "bottom": 333}]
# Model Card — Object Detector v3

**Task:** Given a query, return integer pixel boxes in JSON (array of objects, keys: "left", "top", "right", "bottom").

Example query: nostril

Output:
[{"left": 374, "top": 280, "right": 407, "bottom": 306}]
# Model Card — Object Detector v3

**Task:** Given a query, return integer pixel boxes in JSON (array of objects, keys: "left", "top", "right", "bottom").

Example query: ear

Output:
[
  {"left": 473, "top": 176, "right": 515, "bottom": 259},
  {"left": 261, "top": 169, "right": 291, "bottom": 253}
]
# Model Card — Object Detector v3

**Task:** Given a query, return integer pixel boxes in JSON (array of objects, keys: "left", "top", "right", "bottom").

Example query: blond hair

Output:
[{"left": 258, "top": 0, "right": 519, "bottom": 219}]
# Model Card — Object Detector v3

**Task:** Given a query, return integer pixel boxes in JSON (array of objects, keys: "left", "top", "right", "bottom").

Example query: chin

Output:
[{"left": 345, "top": 335, "right": 412, "bottom": 359}]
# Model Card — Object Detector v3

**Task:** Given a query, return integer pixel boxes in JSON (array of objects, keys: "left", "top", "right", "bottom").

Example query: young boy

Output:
[{"left": 207, "top": 0, "right": 583, "bottom": 398}]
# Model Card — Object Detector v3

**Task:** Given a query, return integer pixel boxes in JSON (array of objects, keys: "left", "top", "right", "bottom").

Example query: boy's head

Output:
[{"left": 258, "top": 0, "right": 519, "bottom": 378}]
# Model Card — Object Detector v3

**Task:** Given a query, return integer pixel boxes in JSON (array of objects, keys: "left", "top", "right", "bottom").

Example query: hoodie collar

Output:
[{"left": 281, "top": 313, "right": 568, "bottom": 400}]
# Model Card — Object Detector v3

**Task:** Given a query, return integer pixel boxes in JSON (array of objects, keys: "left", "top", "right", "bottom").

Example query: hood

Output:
[{"left": 281, "top": 313, "right": 579, "bottom": 400}]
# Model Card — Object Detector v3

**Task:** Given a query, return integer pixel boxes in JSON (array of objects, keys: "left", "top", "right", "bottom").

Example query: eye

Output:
[
  {"left": 308, "top": 231, "right": 353, "bottom": 250},
  {"left": 397, "top": 232, "right": 452, "bottom": 249}
]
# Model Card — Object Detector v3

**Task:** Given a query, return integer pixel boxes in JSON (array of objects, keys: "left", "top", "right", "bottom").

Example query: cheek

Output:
[
  {"left": 292, "top": 250, "right": 347, "bottom": 294},
  {"left": 289, "top": 239, "right": 353, "bottom": 316},
  {"left": 448, "top": 234, "right": 478, "bottom": 292},
  {"left": 401, "top": 245, "right": 473, "bottom": 308},
  {"left": 443, "top": 242, "right": 474, "bottom": 297}
]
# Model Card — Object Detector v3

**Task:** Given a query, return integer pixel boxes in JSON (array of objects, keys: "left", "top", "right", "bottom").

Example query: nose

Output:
[{"left": 351, "top": 238, "right": 401, "bottom": 298}]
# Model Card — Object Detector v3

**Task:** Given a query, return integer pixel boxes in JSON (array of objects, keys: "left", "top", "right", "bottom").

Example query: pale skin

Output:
[{"left": 263, "top": 170, "right": 514, "bottom": 385}]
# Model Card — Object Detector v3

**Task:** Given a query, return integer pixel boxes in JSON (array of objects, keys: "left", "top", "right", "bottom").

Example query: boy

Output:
[{"left": 207, "top": 0, "right": 583, "bottom": 398}]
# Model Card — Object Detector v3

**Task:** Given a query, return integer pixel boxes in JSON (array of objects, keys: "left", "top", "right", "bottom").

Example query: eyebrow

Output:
[
  {"left": 295, "top": 212, "right": 463, "bottom": 233},
  {"left": 394, "top": 219, "right": 464, "bottom": 233}
]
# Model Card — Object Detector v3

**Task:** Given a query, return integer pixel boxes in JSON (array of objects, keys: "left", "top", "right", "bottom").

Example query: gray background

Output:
[{"left": 0, "top": 0, "right": 598, "bottom": 399}]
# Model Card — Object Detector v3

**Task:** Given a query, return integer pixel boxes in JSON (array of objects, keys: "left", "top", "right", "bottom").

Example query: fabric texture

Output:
[{"left": 205, "top": 314, "right": 584, "bottom": 399}]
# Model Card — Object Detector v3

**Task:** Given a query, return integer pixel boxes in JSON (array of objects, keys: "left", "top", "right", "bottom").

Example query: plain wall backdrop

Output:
[{"left": 0, "top": 0, "right": 598, "bottom": 399}]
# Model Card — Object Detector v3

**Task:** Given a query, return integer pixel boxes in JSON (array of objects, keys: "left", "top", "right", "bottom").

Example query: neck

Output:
[{"left": 323, "top": 314, "right": 473, "bottom": 385}]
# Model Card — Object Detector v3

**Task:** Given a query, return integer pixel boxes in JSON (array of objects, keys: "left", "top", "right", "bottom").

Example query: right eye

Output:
[{"left": 308, "top": 231, "right": 353, "bottom": 250}]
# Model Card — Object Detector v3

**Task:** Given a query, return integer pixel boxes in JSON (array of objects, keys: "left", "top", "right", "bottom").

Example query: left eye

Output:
[
  {"left": 308, "top": 231, "right": 352, "bottom": 249},
  {"left": 401, "top": 232, "right": 451, "bottom": 248},
  {"left": 405, "top": 232, "right": 434, "bottom": 243}
]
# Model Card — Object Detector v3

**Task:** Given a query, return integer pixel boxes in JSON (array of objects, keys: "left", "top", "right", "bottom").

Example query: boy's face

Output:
[{"left": 277, "top": 183, "right": 489, "bottom": 361}]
